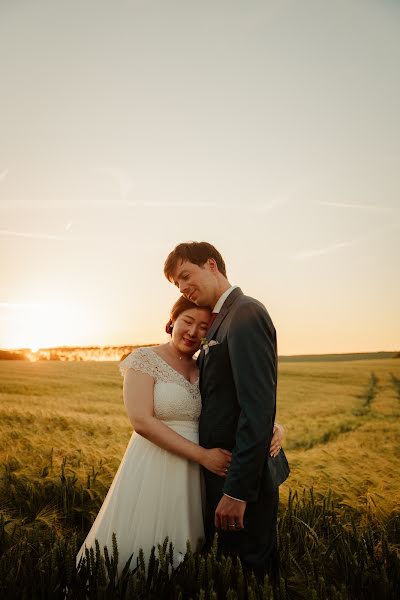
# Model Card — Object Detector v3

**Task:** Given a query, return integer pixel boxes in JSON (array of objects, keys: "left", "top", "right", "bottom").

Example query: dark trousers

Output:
[{"left": 203, "top": 482, "right": 279, "bottom": 577}]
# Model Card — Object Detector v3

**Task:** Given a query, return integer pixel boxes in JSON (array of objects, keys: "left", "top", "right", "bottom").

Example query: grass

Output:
[
  {"left": 276, "top": 359, "right": 400, "bottom": 516},
  {"left": 0, "top": 357, "right": 400, "bottom": 597}
]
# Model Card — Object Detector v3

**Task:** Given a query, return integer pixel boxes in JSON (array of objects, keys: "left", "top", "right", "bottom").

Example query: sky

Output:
[{"left": 1, "top": 0, "right": 399, "bottom": 354}]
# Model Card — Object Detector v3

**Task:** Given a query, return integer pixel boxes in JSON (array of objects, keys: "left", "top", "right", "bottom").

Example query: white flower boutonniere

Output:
[{"left": 201, "top": 337, "right": 219, "bottom": 355}]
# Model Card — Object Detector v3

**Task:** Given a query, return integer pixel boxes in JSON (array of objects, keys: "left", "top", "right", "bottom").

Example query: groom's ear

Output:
[{"left": 208, "top": 258, "right": 218, "bottom": 272}]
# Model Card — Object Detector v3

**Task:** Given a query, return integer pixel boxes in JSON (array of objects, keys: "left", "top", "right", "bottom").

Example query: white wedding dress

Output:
[{"left": 76, "top": 347, "right": 205, "bottom": 574}]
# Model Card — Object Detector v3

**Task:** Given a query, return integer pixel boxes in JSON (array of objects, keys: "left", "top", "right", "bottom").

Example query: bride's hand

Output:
[
  {"left": 270, "top": 423, "right": 284, "bottom": 458},
  {"left": 201, "top": 448, "right": 232, "bottom": 477}
]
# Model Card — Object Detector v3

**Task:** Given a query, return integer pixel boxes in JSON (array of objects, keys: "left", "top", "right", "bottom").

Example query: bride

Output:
[{"left": 76, "top": 296, "right": 284, "bottom": 574}]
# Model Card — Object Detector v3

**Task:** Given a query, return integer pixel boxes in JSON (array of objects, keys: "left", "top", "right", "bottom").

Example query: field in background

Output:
[
  {"left": 1, "top": 356, "right": 400, "bottom": 598},
  {"left": 278, "top": 359, "right": 400, "bottom": 515},
  {"left": 1, "top": 357, "right": 399, "bottom": 514}
]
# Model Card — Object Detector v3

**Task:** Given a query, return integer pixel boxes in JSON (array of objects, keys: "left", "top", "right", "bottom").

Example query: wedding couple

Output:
[{"left": 76, "top": 241, "right": 290, "bottom": 577}]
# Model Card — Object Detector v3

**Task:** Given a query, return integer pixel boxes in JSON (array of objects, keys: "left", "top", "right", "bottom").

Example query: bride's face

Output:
[{"left": 172, "top": 307, "right": 210, "bottom": 355}]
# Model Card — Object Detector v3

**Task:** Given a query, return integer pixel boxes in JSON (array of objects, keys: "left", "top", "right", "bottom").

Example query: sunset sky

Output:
[{"left": 1, "top": 0, "right": 399, "bottom": 354}]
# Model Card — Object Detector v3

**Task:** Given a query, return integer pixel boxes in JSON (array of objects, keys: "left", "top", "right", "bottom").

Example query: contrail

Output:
[
  {"left": 126, "top": 200, "right": 228, "bottom": 208},
  {"left": 126, "top": 195, "right": 298, "bottom": 210},
  {"left": 320, "top": 201, "right": 395, "bottom": 211},
  {"left": 253, "top": 196, "right": 290, "bottom": 213},
  {"left": 254, "top": 176, "right": 317, "bottom": 213},
  {"left": 126, "top": 200, "right": 288, "bottom": 210},
  {"left": 292, "top": 223, "right": 400, "bottom": 261},
  {"left": 0, "top": 302, "right": 52, "bottom": 309},
  {"left": 292, "top": 241, "right": 354, "bottom": 261},
  {"left": 95, "top": 164, "right": 311, "bottom": 213},
  {"left": 0, "top": 229, "right": 76, "bottom": 241}
]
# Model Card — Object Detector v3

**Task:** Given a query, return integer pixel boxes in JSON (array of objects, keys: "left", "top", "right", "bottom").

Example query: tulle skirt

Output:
[{"left": 76, "top": 420, "right": 205, "bottom": 574}]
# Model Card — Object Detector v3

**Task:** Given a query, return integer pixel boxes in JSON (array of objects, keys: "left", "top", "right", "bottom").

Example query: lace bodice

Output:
[{"left": 119, "top": 347, "right": 202, "bottom": 422}]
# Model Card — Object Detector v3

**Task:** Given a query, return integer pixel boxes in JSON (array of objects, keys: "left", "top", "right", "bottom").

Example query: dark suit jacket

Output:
[{"left": 198, "top": 287, "right": 289, "bottom": 503}]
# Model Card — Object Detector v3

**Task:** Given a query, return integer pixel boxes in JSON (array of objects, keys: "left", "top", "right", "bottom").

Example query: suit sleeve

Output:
[{"left": 223, "top": 301, "right": 276, "bottom": 502}]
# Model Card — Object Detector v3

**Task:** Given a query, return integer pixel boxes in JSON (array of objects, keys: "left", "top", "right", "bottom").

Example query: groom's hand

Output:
[{"left": 214, "top": 495, "right": 247, "bottom": 531}]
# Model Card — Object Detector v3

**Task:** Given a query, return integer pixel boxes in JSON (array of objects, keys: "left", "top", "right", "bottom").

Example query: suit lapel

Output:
[{"left": 197, "top": 350, "right": 205, "bottom": 372}]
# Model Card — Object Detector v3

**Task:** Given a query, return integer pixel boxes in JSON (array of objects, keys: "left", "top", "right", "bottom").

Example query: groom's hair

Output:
[{"left": 164, "top": 241, "right": 227, "bottom": 280}]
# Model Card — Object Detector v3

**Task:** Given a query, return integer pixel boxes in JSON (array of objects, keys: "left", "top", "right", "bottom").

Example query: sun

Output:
[{"left": 2, "top": 301, "right": 87, "bottom": 350}]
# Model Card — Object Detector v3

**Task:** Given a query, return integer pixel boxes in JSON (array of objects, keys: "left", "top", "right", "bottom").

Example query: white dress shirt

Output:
[{"left": 212, "top": 285, "right": 238, "bottom": 313}]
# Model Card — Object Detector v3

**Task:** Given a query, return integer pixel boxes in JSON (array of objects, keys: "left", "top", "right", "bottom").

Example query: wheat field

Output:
[
  {"left": 1, "top": 357, "right": 400, "bottom": 598},
  {"left": 1, "top": 358, "right": 400, "bottom": 514}
]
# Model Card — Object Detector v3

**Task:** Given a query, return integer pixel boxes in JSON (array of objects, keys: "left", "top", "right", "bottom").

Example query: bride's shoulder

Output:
[
  {"left": 132, "top": 345, "right": 157, "bottom": 356},
  {"left": 119, "top": 346, "right": 158, "bottom": 378}
]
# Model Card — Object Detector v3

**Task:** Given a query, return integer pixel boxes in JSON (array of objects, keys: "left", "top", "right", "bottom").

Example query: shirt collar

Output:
[{"left": 212, "top": 285, "right": 238, "bottom": 313}]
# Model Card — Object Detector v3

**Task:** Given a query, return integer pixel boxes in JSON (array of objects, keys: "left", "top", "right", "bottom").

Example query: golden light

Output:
[{"left": 0, "top": 301, "right": 88, "bottom": 350}]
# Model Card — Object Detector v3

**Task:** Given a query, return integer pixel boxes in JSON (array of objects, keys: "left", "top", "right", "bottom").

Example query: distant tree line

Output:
[{"left": 0, "top": 350, "right": 28, "bottom": 360}]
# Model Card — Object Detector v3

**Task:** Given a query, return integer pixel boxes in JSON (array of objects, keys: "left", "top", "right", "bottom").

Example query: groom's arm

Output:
[{"left": 223, "top": 300, "right": 276, "bottom": 503}]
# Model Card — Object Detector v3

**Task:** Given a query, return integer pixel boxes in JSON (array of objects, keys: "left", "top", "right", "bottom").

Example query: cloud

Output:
[
  {"left": 89, "top": 170, "right": 311, "bottom": 213},
  {"left": 0, "top": 302, "right": 52, "bottom": 309},
  {"left": 126, "top": 199, "right": 289, "bottom": 210},
  {"left": 126, "top": 190, "right": 301, "bottom": 211},
  {"left": 0, "top": 169, "right": 8, "bottom": 183},
  {"left": 292, "top": 223, "right": 400, "bottom": 261},
  {"left": 292, "top": 240, "right": 354, "bottom": 261},
  {"left": 319, "top": 201, "right": 396, "bottom": 211},
  {"left": 253, "top": 195, "right": 290, "bottom": 213},
  {"left": 254, "top": 177, "right": 316, "bottom": 213},
  {"left": 0, "top": 229, "right": 76, "bottom": 241},
  {"left": 126, "top": 200, "right": 227, "bottom": 208}
]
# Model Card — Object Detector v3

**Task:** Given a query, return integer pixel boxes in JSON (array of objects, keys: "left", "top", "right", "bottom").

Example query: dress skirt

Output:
[{"left": 76, "top": 420, "right": 205, "bottom": 574}]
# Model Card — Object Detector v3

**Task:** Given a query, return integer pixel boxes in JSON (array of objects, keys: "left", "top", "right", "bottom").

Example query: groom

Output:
[{"left": 164, "top": 241, "right": 289, "bottom": 575}]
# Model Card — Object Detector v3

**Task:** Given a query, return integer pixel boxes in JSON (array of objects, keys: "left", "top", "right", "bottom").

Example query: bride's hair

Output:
[{"left": 165, "top": 296, "right": 210, "bottom": 334}]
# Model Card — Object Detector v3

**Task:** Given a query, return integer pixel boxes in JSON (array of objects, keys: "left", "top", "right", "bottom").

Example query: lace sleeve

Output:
[{"left": 119, "top": 347, "right": 158, "bottom": 379}]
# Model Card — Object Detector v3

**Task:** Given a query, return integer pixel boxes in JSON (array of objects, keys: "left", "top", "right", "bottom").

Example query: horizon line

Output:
[{"left": 0, "top": 345, "right": 398, "bottom": 358}]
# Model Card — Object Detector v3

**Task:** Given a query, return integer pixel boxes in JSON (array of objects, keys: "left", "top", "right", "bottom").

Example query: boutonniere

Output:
[{"left": 200, "top": 337, "right": 219, "bottom": 355}]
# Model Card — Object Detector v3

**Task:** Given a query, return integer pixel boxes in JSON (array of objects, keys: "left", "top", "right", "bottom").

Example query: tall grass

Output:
[
  {"left": 1, "top": 358, "right": 400, "bottom": 597},
  {"left": 1, "top": 459, "right": 399, "bottom": 599}
]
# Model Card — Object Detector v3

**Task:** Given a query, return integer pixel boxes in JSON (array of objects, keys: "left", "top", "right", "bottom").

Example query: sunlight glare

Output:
[{"left": 2, "top": 301, "right": 87, "bottom": 350}]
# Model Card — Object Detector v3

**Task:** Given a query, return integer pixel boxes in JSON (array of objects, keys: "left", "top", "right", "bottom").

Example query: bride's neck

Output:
[{"left": 167, "top": 341, "right": 194, "bottom": 364}]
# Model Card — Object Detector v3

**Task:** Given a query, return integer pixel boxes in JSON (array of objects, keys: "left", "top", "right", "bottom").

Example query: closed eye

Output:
[{"left": 174, "top": 273, "right": 189, "bottom": 287}]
